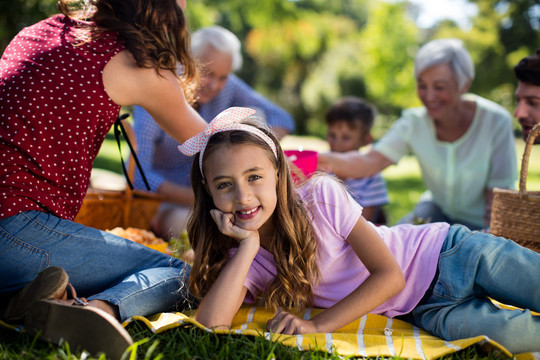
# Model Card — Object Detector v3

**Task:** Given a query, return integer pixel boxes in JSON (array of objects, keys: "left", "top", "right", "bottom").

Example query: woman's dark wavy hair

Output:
[
  {"left": 186, "top": 118, "right": 320, "bottom": 311},
  {"left": 58, "top": 0, "right": 197, "bottom": 102},
  {"left": 514, "top": 49, "right": 540, "bottom": 87}
]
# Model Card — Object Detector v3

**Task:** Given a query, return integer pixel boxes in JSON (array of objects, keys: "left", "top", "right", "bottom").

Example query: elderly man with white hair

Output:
[
  {"left": 188, "top": 25, "right": 295, "bottom": 139},
  {"left": 131, "top": 26, "right": 294, "bottom": 240},
  {"left": 318, "top": 38, "right": 517, "bottom": 230}
]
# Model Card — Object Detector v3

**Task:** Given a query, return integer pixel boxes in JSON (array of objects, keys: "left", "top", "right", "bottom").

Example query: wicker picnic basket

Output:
[
  {"left": 73, "top": 187, "right": 162, "bottom": 231},
  {"left": 73, "top": 116, "right": 162, "bottom": 230},
  {"left": 489, "top": 123, "right": 540, "bottom": 252}
]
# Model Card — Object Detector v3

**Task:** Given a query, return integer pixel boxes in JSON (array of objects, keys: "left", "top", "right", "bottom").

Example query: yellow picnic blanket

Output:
[{"left": 123, "top": 305, "right": 538, "bottom": 360}]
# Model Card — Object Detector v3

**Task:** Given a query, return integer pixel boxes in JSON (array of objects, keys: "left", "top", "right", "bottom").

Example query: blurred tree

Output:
[
  {"left": 474, "top": 0, "right": 540, "bottom": 53},
  {"left": 247, "top": 12, "right": 365, "bottom": 134},
  {"left": 0, "top": 0, "right": 57, "bottom": 53},
  {"left": 187, "top": 0, "right": 373, "bottom": 135},
  {"left": 4, "top": 0, "right": 536, "bottom": 136},
  {"left": 358, "top": 1, "right": 419, "bottom": 115},
  {"left": 298, "top": 1, "right": 419, "bottom": 136},
  {"left": 185, "top": 0, "right": 299, "bottom": 87},
  {"left": 427, "top": 0, "right": 539, "bottom": 120}
]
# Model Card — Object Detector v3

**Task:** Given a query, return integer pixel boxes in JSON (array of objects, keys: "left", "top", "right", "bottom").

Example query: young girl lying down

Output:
[{"left": 178, "top": 107, "right": 540, "bottom": 354}]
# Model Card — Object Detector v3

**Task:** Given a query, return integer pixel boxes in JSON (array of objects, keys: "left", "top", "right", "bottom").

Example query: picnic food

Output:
[
  {"left": 107, "top": 227, "right": 172, "bottom": 255},
  {"left": 106, "top": 227, "right": 196, "bottom": 261}
]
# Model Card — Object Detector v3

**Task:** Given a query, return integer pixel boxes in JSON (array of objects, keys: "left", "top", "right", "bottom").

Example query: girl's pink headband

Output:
[{"left": 178, "top": 107, "right": 278, "bottom": 176}]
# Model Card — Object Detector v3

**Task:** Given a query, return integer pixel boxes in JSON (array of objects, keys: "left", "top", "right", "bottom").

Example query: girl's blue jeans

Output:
[
  {"left": 404, "top": 225, "right": 540, "bottom": 354},
  {"left": 0, "top": 211, "right": 197, "bottom": 321}
]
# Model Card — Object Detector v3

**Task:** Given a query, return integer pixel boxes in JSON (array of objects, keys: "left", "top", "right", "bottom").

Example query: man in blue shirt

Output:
[{"left": 132, "top": 26, "right": 295, "bottom": 239}]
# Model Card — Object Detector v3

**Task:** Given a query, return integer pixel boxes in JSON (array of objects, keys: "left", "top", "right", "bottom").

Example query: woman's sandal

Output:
[
  {"left": 25, "top": 299, "right": 133, "bottom": 360},
  {"left": 1, "top": 266, "right": 69, "bottom": 323},
  {"left": 4, "top": 267, "right": 133, "bottom": 360}
]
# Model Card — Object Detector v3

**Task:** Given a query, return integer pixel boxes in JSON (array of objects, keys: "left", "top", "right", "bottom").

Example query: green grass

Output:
[
  {"left": 0, "top": 321, "right": 509, "bottom": 360},
  {"left": 1, "top": 135, "right": 537, "bottom": 359}
]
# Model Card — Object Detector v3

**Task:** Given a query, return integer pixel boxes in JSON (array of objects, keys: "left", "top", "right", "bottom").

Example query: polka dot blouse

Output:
[{"left": 0, "top": 14, "right": 125, "bottom": 220}]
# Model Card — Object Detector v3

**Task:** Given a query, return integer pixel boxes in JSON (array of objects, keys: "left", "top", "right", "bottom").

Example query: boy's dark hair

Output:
[
  {"left": 325, "top": 96, "right": 375, "bottom": 132},
  {"left": 514, "top": 49, "right": 540, "bottom": 87}
]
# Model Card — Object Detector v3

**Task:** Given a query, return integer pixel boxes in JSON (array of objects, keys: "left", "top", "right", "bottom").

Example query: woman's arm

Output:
[
  {"left": 317, "top": 150, "right": 394, "bottom": 180},
  {"left": 103, "top": 50, "right": 207, "bottom": 143},
  {"left": 267, "top": 216, "right": 404, "bottom": 334}
]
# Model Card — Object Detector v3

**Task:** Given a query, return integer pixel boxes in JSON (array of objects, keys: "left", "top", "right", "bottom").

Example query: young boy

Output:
[{"left": 325, "top": 96, "right": 389, "bottom": 224}]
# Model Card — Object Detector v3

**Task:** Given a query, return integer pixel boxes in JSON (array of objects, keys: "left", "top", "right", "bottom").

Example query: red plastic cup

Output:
[{"left": 284, "top": 150, "right": 318, "bottom": 182}]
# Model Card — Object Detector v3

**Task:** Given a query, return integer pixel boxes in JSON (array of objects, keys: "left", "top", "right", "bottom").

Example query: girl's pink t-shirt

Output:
[{"left": 241, "top": 176, "right": 449, "bottom": 318}]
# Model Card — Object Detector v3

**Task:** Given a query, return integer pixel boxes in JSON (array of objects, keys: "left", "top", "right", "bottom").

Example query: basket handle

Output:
[
  {"left": 113, "top": 114, "right": 151, "bottom": 192},
  {"left": 519, "top": 123, "right": 540, "bottom": 192}
]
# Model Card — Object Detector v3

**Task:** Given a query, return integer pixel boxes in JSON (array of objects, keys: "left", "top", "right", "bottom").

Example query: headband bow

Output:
[{"left": 178, "top": 107, "right": 278, "bottom": 176}]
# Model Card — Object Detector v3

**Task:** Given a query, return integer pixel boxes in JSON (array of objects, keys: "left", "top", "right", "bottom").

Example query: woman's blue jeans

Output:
[
  {"left": 406, "top": 225, "right": 540, "bottom": 354},
  {"left": 0, "top": 211, "right": 197, "bottom": 321}
]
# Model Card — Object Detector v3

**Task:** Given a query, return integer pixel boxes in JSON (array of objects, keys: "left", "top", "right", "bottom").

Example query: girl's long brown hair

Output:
[
  {"left": 57, "top": 0, "right": 198, "bottom": 102},
  {"left": 187, "top": 119, "right": 320, "bottom": 311}
]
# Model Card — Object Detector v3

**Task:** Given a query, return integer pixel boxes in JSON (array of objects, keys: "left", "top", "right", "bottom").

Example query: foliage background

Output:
[{"left": 1, "top": 0, "right": 539, "bottom": 138}]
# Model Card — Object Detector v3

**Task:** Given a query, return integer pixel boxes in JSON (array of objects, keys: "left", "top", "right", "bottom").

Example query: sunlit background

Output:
[{"left": 1, "top": 0, "right": 539, "bottom": 138}]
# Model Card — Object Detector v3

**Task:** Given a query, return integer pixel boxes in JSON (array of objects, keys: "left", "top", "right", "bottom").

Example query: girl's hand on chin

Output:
[{"left": 210, "top": 209, "right": 258, "bottom": 243}]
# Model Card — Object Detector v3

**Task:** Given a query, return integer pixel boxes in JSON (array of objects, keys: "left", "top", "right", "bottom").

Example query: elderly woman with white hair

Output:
[{"left": 319, "top": 38, "right": 517, "bottom": 229}]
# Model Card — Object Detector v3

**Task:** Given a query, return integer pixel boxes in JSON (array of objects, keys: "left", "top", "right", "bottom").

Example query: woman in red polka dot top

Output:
[{"left": 0, "top": 0, "right": 207, "bottom": 354}]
